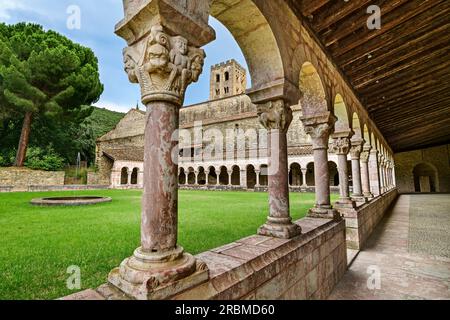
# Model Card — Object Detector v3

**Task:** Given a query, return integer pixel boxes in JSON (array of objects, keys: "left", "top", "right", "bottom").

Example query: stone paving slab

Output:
[{"left": 329, "top": 195, "right": 450, "bottom": 300}]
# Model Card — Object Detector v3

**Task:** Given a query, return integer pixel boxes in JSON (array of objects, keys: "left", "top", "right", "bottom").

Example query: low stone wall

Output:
[
  {"left": 178, "top": 185, "right": 341, "bottom": 194},
  {"left": 0, "top": 167, "right": 65, "bottom": 192},
  {"left": 172, "top": 217, "right": 346, "bottom": 300},
  {"left": 28, "top": 185, "right": 110, "bottom": 192},
  {"left": 341, "top": 188, "right": 398, "bottom": 250}
]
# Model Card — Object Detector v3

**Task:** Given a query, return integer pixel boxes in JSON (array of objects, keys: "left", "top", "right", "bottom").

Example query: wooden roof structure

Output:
[{"left": 288, "top": 0, "right": 450, "bottom": 152}]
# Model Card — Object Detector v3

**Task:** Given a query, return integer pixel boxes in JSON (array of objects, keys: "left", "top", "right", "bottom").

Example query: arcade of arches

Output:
[{"left": 69, "top": 0, "right": 449, "bottom": 301}]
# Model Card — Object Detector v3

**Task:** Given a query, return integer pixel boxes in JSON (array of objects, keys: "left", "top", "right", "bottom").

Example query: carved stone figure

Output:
[
  {"left": 122, "top": 24, "right": 206, "bottom": 105},
  {"left": 331, "top": 137, "right": 351, "bottom": 155},
  {"left": 257, "top": 100, "right": 292, "bottom": 131}
]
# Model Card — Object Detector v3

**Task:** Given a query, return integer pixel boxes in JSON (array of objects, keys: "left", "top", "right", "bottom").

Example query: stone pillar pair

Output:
[
  {"left": 107, "top": 1, "right": 215, "bottom": 300},
  {"left": 369, "top": 149, "right": 381, "bottom": 196},
  {"left": 257, "top": 100, "right": 302, "bottom": 238},
  {"left": 360, "top": 145, "right": 373, "bottom": 198},
  {"left": 331, "top": 131, "right": 355, "bottom": 209},
  {"left": 301, "top": 168, "right": 308, "bottom": 188},
  {"left": 350, "top": 139, "right": 368, "bottom": 204},
  {"left": 300, "top": 112, "right": 339, "bottom": 219}
]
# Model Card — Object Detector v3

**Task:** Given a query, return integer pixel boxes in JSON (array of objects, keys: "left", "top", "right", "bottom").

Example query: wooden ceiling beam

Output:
[
  {"left": 322, "top": 0, "right": 409, "bottom": 47},
  {"left": 346, "top": 26, "right": 450, "bottom": 79},
  {"left": 331, "top": 0, "right": 444, "bottom": 59},
  {"left": 300, "top": 0, "right": 330, "bottom": 17},
  {"left": 367, "top": 88, "right": 450, "bottom": 112},
  {"left": 335, "top": 2, "right": 448, "bottom": 67},
  {"left": 310, "top": 0, "right": 372, "bottom": 33},
  {"left": 360, "top": 60, "right": 450, "bottom": 97},
  {"left": 353, "top": 46, "right": 449, "bottom": 89}
]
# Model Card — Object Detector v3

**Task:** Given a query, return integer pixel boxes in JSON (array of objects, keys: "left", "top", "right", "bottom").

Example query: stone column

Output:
[
  {"left": 194, "top": 170, "right": 199, "bottom": 185},
  {"left": 360, "top": 145, "right": 373, "bottom": 198},
  {"left": 369, "top": 149, "right": 381, "bottom": 196},
  {"left": 331, "top": 131, "right": 355, "bottom": 209},
  {"left": 350, "top": 139, "right": 367, "bottom": 203},
  {"left": 108, "top": 3, "right": 215, "bottom": 300},
  {"left": 240, "top": 169, "right": 247, "bottom": 188},
  {"left": 216, "top": 169, "right": 220, "bottom": 186},
  {"left": 227, "top": 169, "right": 233, "bottom": 186},
  {"left": 301, "top": 168, "right": 308, "bottom": 187},
  {"left": 300, "top": 112, "right": 339, "bottom": 219},
  {"left": 378, "top": 155, "right": 385, "bottom": 193},
  {"left": 257, "top": 100, "right": 302, "bottom": 238},
  {"left": 255, "top": 169, "right": 261, "bottom": 187},
  {"left": 127, "top": 170, "right": 132, "bottom": 186}
]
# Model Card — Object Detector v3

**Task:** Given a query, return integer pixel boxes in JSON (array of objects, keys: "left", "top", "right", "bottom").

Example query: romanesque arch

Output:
[
  {"left": 120, "top": 167, "right": 128, "bottom": 185},
  {"left": 246, "top": 164, "right": 256, "bottom": 189},
  {"left": 131, "top": 168, "right": 138, "bottom": 185},
  {"left": 334, "top": 94, "right": 351, "bottom": 132},
  {"left": 289, "top": 163, "right": 302, "bottom": 186},
  {"left": 413, "top": 163, "right": 439, "bottom": 193},
  {"left": 187, "top": 167, "right": 196, "bottom": 185},
  {"left": 219, "top": 166, "right": 229, "bottom": 185},
  {"left": 299, "top": 62, "right": 328, "bottom": 116},
  {"left": 179, "top": 168, "right": 186, "bottom": 184},
  {"left": 207, "top": 166, "right": 217, "bottom": 185},
  {"left": 231, "top": 165, "right": 240, "bottom": 186},
  {"left": 197, "top": 167, "right": 206, "bottom": 185}
]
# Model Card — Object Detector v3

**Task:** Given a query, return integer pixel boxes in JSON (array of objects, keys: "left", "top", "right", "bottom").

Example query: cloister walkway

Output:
[{"left": 330, "top": 194, "right": 450, "bottom": 300}]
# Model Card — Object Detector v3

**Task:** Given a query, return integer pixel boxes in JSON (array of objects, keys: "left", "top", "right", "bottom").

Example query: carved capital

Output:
[
  {"left": 331, "top": 137, "right": 351, "bottom": 155},
  {"left": 123, "top": 24, "right": 206, "bottom": 106},
  {"left": 257, "top": 100, "right": 292, "bottom": 132},
  {"left": 300, "top": 112, "right": 337, "bottom": 150},
  {"left": 360, "top": 145, "right": 372, "bottom": 162},
  {"left": 350, "top": 140, "right": 364, "bottom": 159}
]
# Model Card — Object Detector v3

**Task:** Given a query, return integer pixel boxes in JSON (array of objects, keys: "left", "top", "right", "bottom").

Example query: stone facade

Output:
[
  {"left": 0, "top": 167, "right": 65, "bottom": 192},
  {"left": 394, "top": 144, "right": 450, "bottom": 193}
]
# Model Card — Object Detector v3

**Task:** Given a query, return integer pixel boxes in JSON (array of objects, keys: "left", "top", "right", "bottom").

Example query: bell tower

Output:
[{"left": 209, "top": 59, "right": 247, "bottom": 100}]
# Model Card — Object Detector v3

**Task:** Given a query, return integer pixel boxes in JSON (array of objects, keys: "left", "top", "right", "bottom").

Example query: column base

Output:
[
  {"left": 351, "top": 195, "right": 368, "bottom": 205},
  {"left": 363, "top": 192, "right": 374, "bottom": 199},
  {"left": 307, "top": 206, "right": 341, "bottom": 220},
  {"left": 334, "top": 199, "right": 356, "bottom": 209},
  {"left": 108, "top": 246, "right": 208, "bottom": 300},
  {"left": 258, "top": 217, "right": 302, "bottom": 239}
]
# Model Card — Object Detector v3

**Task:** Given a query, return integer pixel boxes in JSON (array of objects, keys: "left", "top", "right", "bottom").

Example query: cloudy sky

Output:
[{"left": 0, "top": 0, "right": 249, "bottom": 112}]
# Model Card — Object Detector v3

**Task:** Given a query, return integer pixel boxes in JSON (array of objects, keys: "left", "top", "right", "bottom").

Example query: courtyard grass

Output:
[{"left": 0, "top": 189, "right": 337, "bottom": 300}]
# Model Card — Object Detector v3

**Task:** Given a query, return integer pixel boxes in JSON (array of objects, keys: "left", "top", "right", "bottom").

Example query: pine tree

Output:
[{"left": 0, "top": 23, "right": 103, "bottom": 166}]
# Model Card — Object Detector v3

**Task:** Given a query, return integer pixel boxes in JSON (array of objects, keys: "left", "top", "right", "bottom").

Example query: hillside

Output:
[{"left": 86, "top": 107, "right": 125, "bottom": 139}]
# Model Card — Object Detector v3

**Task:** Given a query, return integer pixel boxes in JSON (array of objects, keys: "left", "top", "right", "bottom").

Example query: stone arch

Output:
[
  {"left": 334, "top": 94, "right": 351, "bottom": 132},
  {"left": 197, "top": 167, "right": 206, "bottom": 185},
  {"left": 179, "top": 168, "right": 187, "bottom": 184},
  {"left": 219, "top": 166, "right": 229, "bottom": 185},
  {"left": 328, "top": 161, "right": 339, "bottom": 186},
  {"left": 187, "top": 167, "right": 196, "bottom": 185},
  {"left": 231, "top": 165, "right": 240, "bottom": 186},
  {"left": 289, "top": 162, "right": 302, "bottom": 186},
  {"left": 363, "top": 124, "right": 371, "bottom": 146},
  {"left": 131, "top": 167, "right": 139, "bottom": 185},
  {"left": 246, "top": 164, "right": 256, "bottom": 189},
  {"left": 371, "top": 132, "right": 376, "bottom": 148},
  {"left": 120, "top": 167, "right": 128, "bottom": 185},
  {"left": 299, "top": 62, "right": 329, "bottom": 116},
  {"left": 207, "top": 166, "right": 217, "bottom": 185},
  {"left": 210, "top": 0, "right": 290, "bottom": 98},
  {"left": 351, "top": 112, "right": 363, "bottom": 140},
  {"left": 413, "top": 163, "right": 439, "bottom": 193}
]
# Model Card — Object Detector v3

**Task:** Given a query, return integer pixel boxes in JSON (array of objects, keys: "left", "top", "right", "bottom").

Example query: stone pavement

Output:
[{"left": 329, "top": 194, "right": 450, "bottom": 300}]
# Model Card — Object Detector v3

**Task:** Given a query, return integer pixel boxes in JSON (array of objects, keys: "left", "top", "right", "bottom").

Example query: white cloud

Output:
[
  {"left": 93, "top": 100, "right": 136, "bottom": 113},
  {"left": 0, "top": 0, "right": 28, "bottom": 20}
]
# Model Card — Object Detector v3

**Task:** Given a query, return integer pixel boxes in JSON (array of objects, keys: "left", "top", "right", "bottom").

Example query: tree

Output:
[{"left": 0, "top": 23, "right": 103, "bottom": 166}]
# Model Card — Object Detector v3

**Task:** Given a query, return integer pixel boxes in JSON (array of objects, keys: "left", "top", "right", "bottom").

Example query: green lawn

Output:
[{"left": 0, "top": 189, "right": 337, "bottom": 300}]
